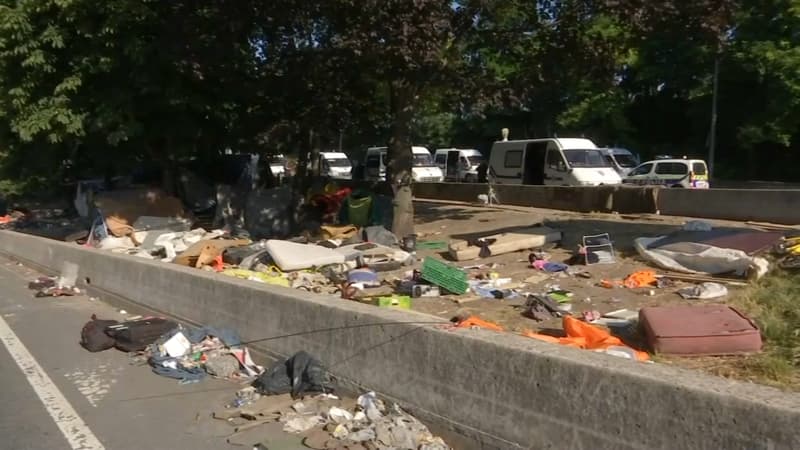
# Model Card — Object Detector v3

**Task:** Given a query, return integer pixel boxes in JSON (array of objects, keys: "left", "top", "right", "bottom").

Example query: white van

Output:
[
  {"left": 318, "top": 152, "right": 352, "bottom": 179},
  {"left": 434, "top": 148, "right": 485, "bottom": 182},
  {"left": 488, "top": 138, "right": 622, "bottom": 186},
  {"left": 623, "top": 158, "right": 710, "bottom": 188},
  {"left": 600, "top": 147, "right": 640, "bottom": 176},
  {"left": 364, "top": 146, "right": 444, "bottom": 182}
]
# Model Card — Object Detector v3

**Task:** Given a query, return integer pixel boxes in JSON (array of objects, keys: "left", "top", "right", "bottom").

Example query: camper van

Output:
[
  {"left": 600, "top": 147, "right": 640, "bottom": 176},
  {"left": 318, "top": 152, "right": 352, "bottom": 179},
  {"left": 364, "top": 146, "right": 444, "bottom": 182},
  {"left": 488, "top": 138, "right": 622, "bottom": 186},
  {"left": 434, "top": 148, "right": 485, "bottom": 182}
]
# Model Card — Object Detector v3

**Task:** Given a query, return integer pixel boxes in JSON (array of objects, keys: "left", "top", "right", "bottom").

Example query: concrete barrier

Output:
[
  {"left": 658, "top": 188, "right": 800, "bottom": 225},
  {"left": 3, "top": 231, "right": 798, "bottom": 450},
  {"left": 413, "top": 183, "right": 659, "bottom": 214},
  {"left": 413, "top": 183, "right": 800, "bottom": 225}
]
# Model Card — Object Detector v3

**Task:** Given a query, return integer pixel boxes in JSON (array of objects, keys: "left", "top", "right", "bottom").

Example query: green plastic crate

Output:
[{"left": 421, "top": 257, "right": 468, "bottom": 295}]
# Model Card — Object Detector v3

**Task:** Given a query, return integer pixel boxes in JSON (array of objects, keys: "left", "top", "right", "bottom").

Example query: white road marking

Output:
[
  {"left": 0, "top": 314, "right": 105, "bottom": 450},
  {"left": 64, "top": 366, "right": 118, "bottom": 407}
]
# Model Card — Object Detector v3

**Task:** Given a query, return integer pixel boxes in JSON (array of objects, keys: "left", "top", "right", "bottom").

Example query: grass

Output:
[{"left": 726, "top": 270, "right": 800, "bottom": 388}]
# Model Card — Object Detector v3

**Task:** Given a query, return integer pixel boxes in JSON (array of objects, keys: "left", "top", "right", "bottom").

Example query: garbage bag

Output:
[{"left": 252, "top": 351, "right": 331, "bottom": 398}]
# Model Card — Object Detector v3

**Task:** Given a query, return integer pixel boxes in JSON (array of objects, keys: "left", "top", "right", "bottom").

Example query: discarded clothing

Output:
[
  {"left": 522, "top": 316, "right": 649, "bottom": 361},
  {"left": 677, "top": 282, "right": 728, "bottom": 299},
  {"left": 623, "top": 270, "right": 658, "bottom": 289},
  {"left": 253, "top": 351, "right": 331, "bottom": 398},
  {"left": 454, "top": 316, "right": 504, "bottom": 331},
  {"left": 532, "top": 260, "right": 568, "bottom": 272},
  {"left": 185, "top": 326, "right": 242, "bottom": 347},
  {"left": 150, "top": 354, "right": 207, "bottom": 382}
]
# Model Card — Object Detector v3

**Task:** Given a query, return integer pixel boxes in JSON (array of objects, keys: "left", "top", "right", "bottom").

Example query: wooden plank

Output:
[
  {"left": 660, "top": 273, "right": 749, "bottom": 286},
  {"left": 448, "top": 227, "right": 562, "bottom": 261}
]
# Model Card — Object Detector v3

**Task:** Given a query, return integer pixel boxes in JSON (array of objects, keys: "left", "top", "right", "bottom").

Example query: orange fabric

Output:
[
  {"left": 623, "top": 270, "right": 658, "bottom": 289},
  {"left": 523, "top": 316, "right": 649, "bottom": 361},
  {"left": 456, "top": 316, "right": 504, "bottom": 332}
]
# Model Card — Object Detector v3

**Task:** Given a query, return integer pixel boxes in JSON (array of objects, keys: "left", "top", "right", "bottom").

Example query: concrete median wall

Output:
[
  {"left": 413, "top": 183, "right": 800, "bottom": 224},
  {"left": 2, "top": 230, "right": 799, "bottom": 450},
  {"left": 412, "top": 183, "right": 659, "bottom": 215},
  {"left": 658, "top": 188, "right": 800, "bottom": 225}
]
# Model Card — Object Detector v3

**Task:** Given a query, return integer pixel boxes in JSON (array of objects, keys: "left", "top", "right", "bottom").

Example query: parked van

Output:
[
  {"left": 600, "top": 147, "right": 640, "bottom": 176},
  {"left": 488, "top": 138, "right": 622, "bottom": 186},
  {"left": 623, "top": 158, "right": 710, "bottom": 188},
  {"left": 434, "top": 148, "right": 485, "bottom": 182},
  {"left": 317, "top": 151, "right": 352, "bottom": 179},
  {"left": 364, "top": 146, "right": 444, "bottom": 182}
]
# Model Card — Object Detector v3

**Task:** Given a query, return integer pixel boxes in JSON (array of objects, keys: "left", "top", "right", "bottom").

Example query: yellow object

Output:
[{"left": 222, "top": 269, "right": 289, "bottom": 287}]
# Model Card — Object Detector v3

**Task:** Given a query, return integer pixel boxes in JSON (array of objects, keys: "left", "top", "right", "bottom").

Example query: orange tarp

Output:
[{"left": 523, "top": 316, "right": 650, "bottom": 361}]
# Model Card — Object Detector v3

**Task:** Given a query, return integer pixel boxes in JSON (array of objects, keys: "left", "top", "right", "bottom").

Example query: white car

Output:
[
  {"left": 364, "top": 146, "right": 444, "bottom": 183},
  {"left": 623, "top": 158, "right": 710, "bottom": 188}
]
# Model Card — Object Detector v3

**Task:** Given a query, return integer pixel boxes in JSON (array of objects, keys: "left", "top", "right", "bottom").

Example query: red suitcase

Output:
[{"left": 639, "top": 305, "right": 762, "bottom": 356}]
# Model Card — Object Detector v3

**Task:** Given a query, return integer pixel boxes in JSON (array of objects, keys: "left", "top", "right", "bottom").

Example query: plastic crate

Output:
[{"left": 421, "top": 257, "right": 468, "bottom": 295}]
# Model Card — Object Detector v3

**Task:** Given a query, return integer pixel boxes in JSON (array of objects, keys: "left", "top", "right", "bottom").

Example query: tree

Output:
[
  {"left": 322, "top": 0, "right": 481, "bottom": 238},
  {"left": 0, "top": 0, "right": 260, "bottom": 188}
]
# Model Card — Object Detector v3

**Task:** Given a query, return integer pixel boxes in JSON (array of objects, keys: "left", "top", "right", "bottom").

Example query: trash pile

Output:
[
  {"left": 445, "top": 219, "right": 797, "bottom": 359},
  {"left": 80, "top": 314, "right": 262, "bottom": 383},
  {"left": 183, "top": 350, "right": 452, "bottom": 449}
]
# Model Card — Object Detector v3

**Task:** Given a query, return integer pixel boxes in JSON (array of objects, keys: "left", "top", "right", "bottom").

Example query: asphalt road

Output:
[{"left": 0, "top": 256, "right": 292, "bottom": 450}]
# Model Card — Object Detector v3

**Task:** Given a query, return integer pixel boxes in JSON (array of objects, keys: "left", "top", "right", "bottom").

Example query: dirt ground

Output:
[{"left": 400, "top": 200, "right": 767, "bottom": 363}]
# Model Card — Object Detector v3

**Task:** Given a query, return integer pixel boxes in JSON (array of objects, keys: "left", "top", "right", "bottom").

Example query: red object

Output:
[
  {"left": 211, "top": 255, "right": 224, "bottom": 272},
  {"left": 639, "top": 305, "right": 762, "bottom": 356}
]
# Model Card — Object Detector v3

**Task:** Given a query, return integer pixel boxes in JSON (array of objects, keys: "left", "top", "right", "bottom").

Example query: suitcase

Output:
[
  {"left": 639, "top": 305, "right": 762, "bottom": 356},
  {"left": 105, "top": 317, "right": 178, "bottom": 352}
]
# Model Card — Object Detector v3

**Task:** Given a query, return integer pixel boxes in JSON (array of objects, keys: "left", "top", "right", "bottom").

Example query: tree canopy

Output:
[{"left": 0, "top": 0, "right": 797, "bottom": 195}]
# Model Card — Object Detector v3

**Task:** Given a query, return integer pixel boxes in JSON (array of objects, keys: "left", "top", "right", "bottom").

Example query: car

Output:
[
  {"left": 434, "top": 148, "right": 485, "bottom": 182},
  {"left": 364, "top": 146, "right": 443, "bottom": 182},
  {"left": 599, "top": 147, "right": 640, "bottom": 176},
  {"left": 623, "top": 158, "right": 710, "bottom": 188},
  {"left": 488, "top": 136, "right": 622, "bottom": 186}
]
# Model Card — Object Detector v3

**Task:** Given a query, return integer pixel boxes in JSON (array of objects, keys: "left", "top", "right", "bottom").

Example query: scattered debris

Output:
[
  {"left": 447, "top": 226, "right": 561, "bottom": 261},
  {"left": 677, "top": 282, "right": 729, "bottom": 299},
  {"left": 639, "top": 305, "right": 762, "bottom": 355}
]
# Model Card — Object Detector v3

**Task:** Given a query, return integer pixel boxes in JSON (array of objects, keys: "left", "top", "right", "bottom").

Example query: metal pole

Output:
[{"left": 708, "top": 56, "right": 719, "bottom": 176}]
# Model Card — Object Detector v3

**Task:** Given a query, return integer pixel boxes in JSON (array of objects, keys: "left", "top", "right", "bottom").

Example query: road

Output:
[{"left": 0, "top": 256, "right": 291, "bottom": 450}]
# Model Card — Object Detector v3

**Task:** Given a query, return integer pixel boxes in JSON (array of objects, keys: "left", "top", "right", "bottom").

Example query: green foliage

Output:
[{"left": 0, "top": 0, "right": 799, "bottom": 194}]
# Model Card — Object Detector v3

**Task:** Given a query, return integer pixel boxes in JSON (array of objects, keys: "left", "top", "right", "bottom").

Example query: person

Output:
[{"left": 476, "top": 161, "right": 488, "bottom": 183}]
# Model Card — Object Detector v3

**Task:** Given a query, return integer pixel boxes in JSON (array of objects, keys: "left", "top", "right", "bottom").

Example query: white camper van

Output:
[
  {"left": 318, "top": 152, "right": 352, "bottom": 179},
  {"left": 488, "top": 137, "right": 622, "bottom": 186},
  {"left": 364, "top": 146, "right": 444, "bottom": 182},
  {"left": 434, "top": 148, "right": 485, "bottom": 182}
]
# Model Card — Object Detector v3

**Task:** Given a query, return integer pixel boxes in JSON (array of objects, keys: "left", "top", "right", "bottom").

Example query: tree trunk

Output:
[{"left": 387, "top": 80, "right": 416, "bottom": 239}]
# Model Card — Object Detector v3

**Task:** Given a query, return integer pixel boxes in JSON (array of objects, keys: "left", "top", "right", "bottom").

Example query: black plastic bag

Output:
[{"left": 253, "top": 351, "right": 331, "bottom": 398}]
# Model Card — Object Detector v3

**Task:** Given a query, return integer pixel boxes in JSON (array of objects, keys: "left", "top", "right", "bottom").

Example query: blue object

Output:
[
  {"left": 348, "top": 268, "right": 379, "bottom": 286},
  {"left": 543, "top": 262, "right": 568, "bottom": 272}
]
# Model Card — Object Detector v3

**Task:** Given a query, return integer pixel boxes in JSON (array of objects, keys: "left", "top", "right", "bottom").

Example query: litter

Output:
[
  {"left": 162, "top": 331, "right": 192, "bottom": 357},
  {"left": 421, "top": 257, "right": 468, "bottom": 294},
  {"left": 623, "top": 270, "right": 658, "bottom": 289},
  {"left": 252, "top": 351, "right": 331, "bottom": 398},
  {"left": 447, "top": 226, "right": 561, "bottom": 261},
  {"left": 635, "top": 236, "right": 771, "bottom": 279},
  {"left": 522, "top": 316, "right": 649, "bottom": 361},
  {"left": 639, "top": 305, "right": 762, "bottom": 355},
  {"left": 531, "top": 260, "right": 569, "bottom": 272},
  {"left": 371, "top": 295, "right": 412, "bottom": 309},
  {"left": 677, "top": 282, "right": 729, "bottom": 299},
  {"left": 583, "top": 233, "right": 616, "bottom": 264},
  {"left": 454, "top": 316, "right": 504, "bottom": 331},
  {"left": 411, "top": 284, "right": 440, "bottom": 297}
]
